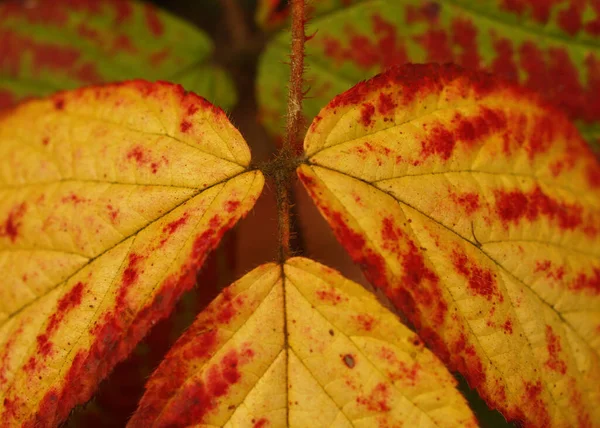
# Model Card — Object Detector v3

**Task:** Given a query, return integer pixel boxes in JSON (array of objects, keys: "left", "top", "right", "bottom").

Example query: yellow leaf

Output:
[
  {"left": 299, "top": 64, "right": 600, "bottom": 426},
  {"left": 129, "top": 257, "right": 477, "bottom": 427},
  {"left": 0, "top": 81, "right": 264, "bottom": 426}
]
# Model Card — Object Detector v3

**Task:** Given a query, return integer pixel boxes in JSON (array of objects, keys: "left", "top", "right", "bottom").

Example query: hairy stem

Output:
[
  {"left": 285, "top": 0, "right": 306, "bottom": 153},
  {"left": 276, "top": 0, "right": 306, "bottom": 262}
]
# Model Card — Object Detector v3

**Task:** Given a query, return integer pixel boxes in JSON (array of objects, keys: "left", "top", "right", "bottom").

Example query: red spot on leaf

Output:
[
  {"left": 126, "top": 145, "right": 167, "bottom": 174},
  {"left": 0, "top": 89, "right": 15, "bottom": 109},
  {"left": 316, "top": 287, "right": 348, "bottom": 305},
  {"left": 356, "top": 383, "right": 391, "bottom": 412},
  {"left": 450, "top": 192, "right": 480, "bottom": 215},
  {"left": 360, "top": 103, "right": 375, "bottom": 126},
  {"left": 354, "top": 314, "right": 375, "bottom": 331},
  {"left": 225, "top": 200, "right": 241, "bottom": 213},
  {"left": 35, "top": 282, "right": 85, "bottom": 357},
  {"left": 144, "top": 4, "right": 164, "bottom": 36},
  {"left": 378, "top": 346, "right": 420, "bottom": 385},
  {"left": 545, "top": 325, "right": 567, "bottom": 374},
  {"left": 503, "top": 320, "right": 513, "bottom": 335},
  {"left": 180, "top": 120, "right": 192, "bottom": 133},
  {"left": 106, "top": 204, "right": 119, "bottom": 223},
  {"left": 452, "top": 250, "right": 502, "bottom": 302},
  {"left": 0, "top": 202, "right": 27, "bottom": 242},
  {"left": 253, "top": 418, "right": 269, "bottom": 428},
  {"left": 162, "top": 213, "right": 190, "bottom": 237},
  {"left": 322, "top": 14, "right": 407, "bottom": 70},
  {"left": 494, "top": 186, "right": 589, "bottom": 234},
  {"left": 570, "top": 268, "right": 600, "bottom": 295},
  {"left": 118, "top": 253, "right": 144, "bottom": 307}
]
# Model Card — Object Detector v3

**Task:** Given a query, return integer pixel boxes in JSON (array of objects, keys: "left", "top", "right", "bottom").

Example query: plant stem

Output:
[
  {"left": 276, "top": 0, "right": 306, "bottom": 263},
  {"left": 285, "top": 0, "right": 306, "bottom": 153}
]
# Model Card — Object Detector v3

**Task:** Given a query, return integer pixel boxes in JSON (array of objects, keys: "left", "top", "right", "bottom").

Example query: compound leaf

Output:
[
  {"left": 0, "top": 0, "right": 236, "bottom": 110},
  {"left": 299, "top": 64, "right": 600, "bottom": 426},
  {"left": 129, "top": 257, "right": 477, "bottom": 427},
  {"left": 0, "top": 81, "right": 263, "bottom": 426}
]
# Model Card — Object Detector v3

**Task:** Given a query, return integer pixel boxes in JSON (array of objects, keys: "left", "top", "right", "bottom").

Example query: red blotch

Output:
[
  {"left": 417, "top": 29, "right": 452, "bottom": 63},
  {"left": 356, "top": 383, "right": 391, "bottom": 412},
  {"left": 378, "top": 346, "right": 420, "bottom": 385},
  {"left": 0, "top": 323, "right": 23, "bottom": 386},
  {"left": 377, "top": 92, "right": 396, "bottom": 115},
  {"left": 0, "top": 29, "right": 102, "bottom": 85},
  {"left": 421, "top": 107, "right": 506, "bottom": 161},
  {"left": 450, "top": 192, "right": 480, "bottom": 215},
  {"left": 491, "top": 37, "right": 519, "bottom": 82},
  {"left": 322, "top": 14, "right": 407, "bottom": 70},
  {"left": 162, "top": 213, "right": 190, "bottom": 237},
  {"left": 144, "top": 4, "right": 164, "bottom": 36},
  {"left": 180, "top": 120, "right": 192, "bottom": 133},
  {"left": 149, "top": 48, "right": 170, "bottom": 66},
  {"left": 253, "top": 418, "right": 269, "bottom": 428},
  {"left": 0, "top": 202, "right": 27, "bottom": 242},
  {"left": 146, "top": 347, "right": 252, "bottom": 425},
  {"left": 522, "top": 379, "right": 551, "bottom": 426},
  {"left": 61, "top": 193, "right": 88, "bottom": 204},
  {"left": 503, "top": 320, "right": 513, "bottom": 335},
  {"left": 570, "top": 268, "right": 600, "bottom": 295},
  {"left": 118, "top": 253, "right": 144, "bottom": 307},
  {"left": 360, "top": 103, "right": 375, "bottom": 126},
  {"left": 126, "top": 145, "right": 166, "bottom": 174},
  {"left": 316, "top": 287, "right": 348, "bottom": 305},
  {"left": 106, "top": 204, "right": 119, "bottom": 223},
  {"left": 494, "top": 186, "right": 587, "bottom": 233},
  {"left": 545, "top": 325, "right": 567, "bottom": 374},
  {"left": 225, "top": 200, "right": 241, "bottom": 213},
  {"left": 587, "top": 164, "right": 600, "bottom": 189},
  {"left": 0, "top": 89, "right": 15, "bottom": 109},
  {"left": 452, "top": 250, "right": 502, "bottom": 302},
  {"left": 111, "top": 34, "right": 137, "bottom": 54},
  {"left": 35, "top": 282, "right": 85, "bottom": 357},
  {"left": 354, "top": 314, "right": 375, "bottom": 331},
  {"left": 452, "top": 18, "right": 480, "bottom": 69}
]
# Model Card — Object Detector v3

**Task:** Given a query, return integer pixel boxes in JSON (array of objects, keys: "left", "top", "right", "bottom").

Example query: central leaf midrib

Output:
[{"left": 285, "top": 270, "right": 441, "bottom": 426}]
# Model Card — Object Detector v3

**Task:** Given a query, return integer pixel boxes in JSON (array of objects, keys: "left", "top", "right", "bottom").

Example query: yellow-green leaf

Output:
[
  {"left": 0, "top": 0, "right": 236, "bottom": 110},
  {"left": 129, "top": 257, "right": 477, "bottom": 427},
  {"left": 0, "top": 81, "right": 263, "bottom": 426},
  {"left": 299, "top": 64, "right": 600, "bottom": 426}
]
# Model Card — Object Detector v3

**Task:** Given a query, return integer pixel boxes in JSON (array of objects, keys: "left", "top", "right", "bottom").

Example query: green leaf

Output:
[
  {"left": 257, "top": 0, "right": 600, "bottom": 150},
  {"left": 0, "top": 0, "right": 236, "bottom": 110}
]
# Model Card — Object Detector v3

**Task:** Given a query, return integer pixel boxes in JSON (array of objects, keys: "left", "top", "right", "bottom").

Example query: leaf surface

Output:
[
  {"left": 298, "top": 63, "right": 600, "bottom": 426},
  {"left": 129, "top": 257, "right": 477, "bottom": 427},
  {"left": 258, "top": 0, "right": 600, "bottom": 149},
  {"left": 0, "top": 0, "right": 236, "bottom": 110},
  {"left": 0, "top": 81, "right": 263, "bottom": 426}
]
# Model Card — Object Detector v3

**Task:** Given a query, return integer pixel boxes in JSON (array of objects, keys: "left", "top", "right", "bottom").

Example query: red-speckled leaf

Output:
[
  {"left": 0, "top": 81, "right": 263, "bottom": 426},
  {"left": 0, "top": 0, "right": 236, "bottom": 110},
  {"left": 299, "top": 64, "right": 600, "bottom": 426},
  {"left": 129, "top": 257, "right": 477, "bottom": 427},
  {"left": 258, "top": 0, "right": 600, "bottom": 150}
]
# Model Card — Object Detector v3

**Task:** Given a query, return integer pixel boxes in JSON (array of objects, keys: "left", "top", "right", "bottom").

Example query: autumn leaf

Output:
[
  {"left": 129, "top": 257, "right": 477, "bottom": 427},
  {"left": 258, "top": 0, "right": 600, "bottom": 149},
  {"left": 0, "top": 0, "right": 236, "bottom": 110},
  {"left": 0, "top": 81, "right": 263, "bottom": 426},
  {"left": 298, "top": 63, "right": 600, "bottom": 426}
]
